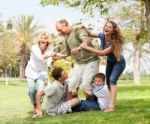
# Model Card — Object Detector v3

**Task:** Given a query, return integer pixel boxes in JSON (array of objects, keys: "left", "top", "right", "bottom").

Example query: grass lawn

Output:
[{"left": 0, "top": 78, "right": 150, "bottom": 124}]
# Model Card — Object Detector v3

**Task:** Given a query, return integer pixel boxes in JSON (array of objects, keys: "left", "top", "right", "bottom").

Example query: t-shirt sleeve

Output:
[
  {"left": 77, "top": 28, "right": 92, "bottom": 42},
  {"left": 44, "top": 84, "right": 56, "bottom": 97}
]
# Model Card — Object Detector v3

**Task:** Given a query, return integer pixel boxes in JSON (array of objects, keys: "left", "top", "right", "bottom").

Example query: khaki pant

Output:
[{"left": 68, "top": 59, "right": 100, "bottom": 92}]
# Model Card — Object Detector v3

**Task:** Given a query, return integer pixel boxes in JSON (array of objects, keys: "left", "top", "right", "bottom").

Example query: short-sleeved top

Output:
[
  {"left": 65, "top": 28, "right": 98, "bottom": 64},
  {"left": 92, "top": 84, "right": 110, "bottom": 110},
  {"left": 99, "top": 33, "right": 125, "bottom": 63},
  {"left": 44, "top": 80, "right": 68, "bottom": 116},
  {"left": 25, "top": 44, "right": 53, "bottom": 80}
]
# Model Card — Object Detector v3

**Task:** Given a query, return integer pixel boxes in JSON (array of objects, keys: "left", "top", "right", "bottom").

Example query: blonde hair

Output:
[
  {"left": 104, "top": 21, "right": 124, "bottom": 61},
  {"left": 38, "top": 32, "right": 52, "bottom": 46}
]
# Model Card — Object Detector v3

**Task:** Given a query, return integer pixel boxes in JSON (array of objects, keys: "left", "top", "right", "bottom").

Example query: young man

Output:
[
  {"left": 55, "top": 19, "right": 99, "bottom": 99},
  {"left": 33, "top": 68, "right": 80, "bottom": 118},
  {"left": 76, "top": 73, "right": 110, "bottom": 111}
]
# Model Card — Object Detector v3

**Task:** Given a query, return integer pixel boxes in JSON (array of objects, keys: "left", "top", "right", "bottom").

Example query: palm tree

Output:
[{"left": 13, "top": 15, "right": 41, "bottom": 79}]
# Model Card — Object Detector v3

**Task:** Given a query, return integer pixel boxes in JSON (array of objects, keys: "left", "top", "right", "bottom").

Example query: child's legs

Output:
[{"left": 79, "top": 100, "right": 100, "bottom": 111}]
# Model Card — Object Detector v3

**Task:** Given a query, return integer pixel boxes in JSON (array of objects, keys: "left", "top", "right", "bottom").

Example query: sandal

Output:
[
  {"left": 104, "top": 107, "right": 115, "bottom": 113},
  {"left": 32, "top": 112, "right": 43, "bottom": 119}
]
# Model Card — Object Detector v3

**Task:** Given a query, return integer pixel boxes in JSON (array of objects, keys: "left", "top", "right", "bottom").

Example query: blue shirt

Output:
[{"left": 98, "top": 33, "right": 125, "bottom": 63}]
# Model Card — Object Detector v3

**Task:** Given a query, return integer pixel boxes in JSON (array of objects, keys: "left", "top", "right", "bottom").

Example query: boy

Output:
[
  {"left": 33, "top": 68, "right": 80, "bottom": 118},
  {"left": 77, "top": 73, "right": 110, "bottom": 111}
]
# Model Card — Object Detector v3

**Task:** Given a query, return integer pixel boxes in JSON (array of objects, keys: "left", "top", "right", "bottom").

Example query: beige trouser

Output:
[{"left": 68, "top": 59, "right": 100, "bottom": 92}]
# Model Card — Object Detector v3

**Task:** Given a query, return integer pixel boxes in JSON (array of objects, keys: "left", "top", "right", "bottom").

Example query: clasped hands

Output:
[{"left": 71, "top": 42, "right": 88, "bottom": 56}]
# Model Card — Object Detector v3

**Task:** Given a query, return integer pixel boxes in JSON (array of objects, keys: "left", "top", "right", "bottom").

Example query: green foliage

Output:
[
  {"left": 0, "top": 30, "right": 19, "bottom": 73},
  {"left": 40, "top": 0, "right": 110, "bottom": 15},
  {"left": 14, "top": 15, "right": 41, "bottom": 43},
  {"left": 51, "top": 34, "right": 65, "bottom": 52},
  {"left": 49, "top": 57, "right": 76, "bottom": 81}
]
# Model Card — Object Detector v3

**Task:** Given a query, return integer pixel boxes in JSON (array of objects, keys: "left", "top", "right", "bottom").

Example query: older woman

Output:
[{"left": 25, "top": 32, "right": 55, "bottom": 115}]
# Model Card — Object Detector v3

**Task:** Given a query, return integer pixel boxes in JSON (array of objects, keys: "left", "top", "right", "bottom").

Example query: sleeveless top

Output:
[{"left": 98, "top": 33, "right": 125, "bottom": 63}]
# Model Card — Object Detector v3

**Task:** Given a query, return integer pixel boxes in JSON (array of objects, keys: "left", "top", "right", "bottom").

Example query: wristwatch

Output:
[{"left": 78, "top": 47, "right": 82, "bottom": 52}]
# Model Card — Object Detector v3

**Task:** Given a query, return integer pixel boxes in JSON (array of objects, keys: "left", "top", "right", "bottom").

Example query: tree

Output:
[
  {"left": 115, "top": 1, "right": 149, "bottom": 84},
  {"left": 144, "top": 0, "right": 150, "bottom": 47},
  {"left": 40, "top": 0, "right": 150, "bottom": 46},
  {"left": 13, "top": 15, "right": 41, "bottom": 79},
  {"left": 0, "top": 29, "right": 19, "bottom": 84}
]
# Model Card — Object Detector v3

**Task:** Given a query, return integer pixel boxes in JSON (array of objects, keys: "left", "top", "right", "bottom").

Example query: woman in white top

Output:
[{"left": 25, "top": 32, "right": 55, "bottom": 115}]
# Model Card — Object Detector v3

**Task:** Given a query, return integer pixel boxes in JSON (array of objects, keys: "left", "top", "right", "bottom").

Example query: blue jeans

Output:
[
  {"left": 106, "top": 59, "right": 126, "bottom": 87},
  {"left": 27, "top": 75, "right": 46, "bottom": 105},
  {"left": 72, "top": 100, "right": 100, "bottom": 112}
]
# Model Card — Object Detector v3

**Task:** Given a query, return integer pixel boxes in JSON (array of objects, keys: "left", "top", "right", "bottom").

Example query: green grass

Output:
[{"left": 0, "top": 78, "right": 150, "bottom": 124}]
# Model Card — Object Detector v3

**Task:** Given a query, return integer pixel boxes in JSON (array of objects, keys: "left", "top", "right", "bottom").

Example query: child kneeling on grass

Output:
[
  {"left": 73, "top": 73, "right": 110, "bottom": 112},
  {"left": 33, "top": 67, "right": 80, "bottom": 118}
]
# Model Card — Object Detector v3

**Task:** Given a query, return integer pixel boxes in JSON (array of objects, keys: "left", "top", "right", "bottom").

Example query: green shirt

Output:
[{"left": 65, "top": 28, "right": 98, "bottom": 64}]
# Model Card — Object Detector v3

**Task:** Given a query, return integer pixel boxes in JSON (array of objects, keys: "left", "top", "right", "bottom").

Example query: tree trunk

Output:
[
  {"left": 133, "top": 42, "right": 140, "bottom": 84},
  {"left": 4, "top": 67, "right": 8, "bottom": 85},
  {"left": 133, "top": 0, "right": 145, "bottom": 84},
  {"left": 19, "top": 43, "right": 27, "bottom": 79},
  {"left": 144, "top": 0, "right": 150, "bottom": 47}
]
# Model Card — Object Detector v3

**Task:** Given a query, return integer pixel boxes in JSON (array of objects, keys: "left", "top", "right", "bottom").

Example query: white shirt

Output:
[
  {"left": 25, "top": 44, "right": 52, "bottom": 80},
  {"left": 92, "top": 84, "right": 110, "bottom": 110}
]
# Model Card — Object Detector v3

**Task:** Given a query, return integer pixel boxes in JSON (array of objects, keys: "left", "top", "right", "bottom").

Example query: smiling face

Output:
[
  {"left": 103, "top": 22, "right": 114, "bottom": 36},
  {"left": 94, "top": 77, "right": 104, "bottom": 86},
  {"left": 39, "top": 34, "right": 49, "bottom": 45},
  {"left": 60, "top": 71, "right": 68, "bottom": 81},
  {"left": 56, "top": 22, "right": 70, "bottom": 36},
  {"left": 38, "top": 33, "right": 50, "bottom": 52}
]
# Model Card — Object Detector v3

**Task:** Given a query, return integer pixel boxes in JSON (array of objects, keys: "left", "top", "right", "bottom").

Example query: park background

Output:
[{"left": 0, "top": 0, "right": 150, "bottom": 124}]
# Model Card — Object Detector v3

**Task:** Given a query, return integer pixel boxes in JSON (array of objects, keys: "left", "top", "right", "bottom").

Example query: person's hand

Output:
[
  {"left": 72, "top": 89, "right": 78, "bottom": 96},
  {"left": 73, "top": 23, "right": 85, "bottom": 31},
  {"left": 50, "top": 52, "right": 59, "bottom": 62},
  {"left": 80, "top": 87, "right": 91, "bottom": 96},
  {"left": 80, "top": 42, "right": 88, "bottom": 49},
  {"left": 71, "top": 47, "right": 81, "bottom": 56},
  {"left": 56, "top": 53, "right": 67, "bottom": 58}
]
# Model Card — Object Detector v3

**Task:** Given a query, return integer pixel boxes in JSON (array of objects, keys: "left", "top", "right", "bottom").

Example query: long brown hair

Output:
[{"left": 105, "top": 21, "right": 124, "bottom": 61}]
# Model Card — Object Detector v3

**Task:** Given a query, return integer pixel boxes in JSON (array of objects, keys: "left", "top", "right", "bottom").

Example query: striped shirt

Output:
[{"left": 92, "top": 84, "right": 110, "bottom": 110}]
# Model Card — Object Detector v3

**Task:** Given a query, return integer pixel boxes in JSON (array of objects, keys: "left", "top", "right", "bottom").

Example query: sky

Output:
[{"left": 0, "top": 0, "right": 104, "bottom": 34}]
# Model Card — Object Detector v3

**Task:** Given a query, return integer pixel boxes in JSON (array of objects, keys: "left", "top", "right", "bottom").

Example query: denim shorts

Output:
[{"left": 106, "top": 59, "right": 126, "bottom": 85}]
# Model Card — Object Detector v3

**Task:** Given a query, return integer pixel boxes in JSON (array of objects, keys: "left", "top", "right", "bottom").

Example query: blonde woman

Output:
[
  {"left": 80, "top": 21, "right": 126, "bottom": 112},
  {"left": 25, "top": 32, "right": 55, "bottom": 116}
]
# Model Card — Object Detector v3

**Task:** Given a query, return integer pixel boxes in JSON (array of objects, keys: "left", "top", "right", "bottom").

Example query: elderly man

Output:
[{"left": 56, "top": 19, "right": 99, "bottom": 99}]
